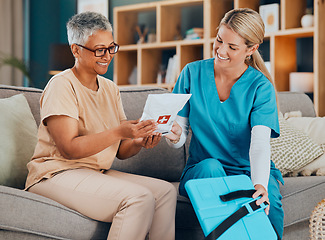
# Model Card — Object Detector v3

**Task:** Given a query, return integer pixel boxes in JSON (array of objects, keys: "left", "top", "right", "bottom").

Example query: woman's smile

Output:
[
  {"left": 97, "top": 61, "right": 108, "bottom": 66},
  {"left": 216, "top": 52, "right": 229, "bottom": 61}
]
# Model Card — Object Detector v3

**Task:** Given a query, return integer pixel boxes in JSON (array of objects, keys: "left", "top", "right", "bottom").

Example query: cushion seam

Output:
[
  {"left": 0, "top": 224, "right": 68, "bottom": 240},
  {"left": 282, "top": 181, "right": 325, "bottom": 198},
  {"left": 119, "top": 89, "right": 167, "bottom": 93},
  {"left": 284, "top": 217, "right": 309, "bottom": 228},
  {"left": 0, "top": 86, "right": 42, "bottom": 93}
]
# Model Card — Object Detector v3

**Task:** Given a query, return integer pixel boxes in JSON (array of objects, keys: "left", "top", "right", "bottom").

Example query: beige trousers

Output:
[{"left": 28, "top": 168, "right": 177, "bottom": 240}]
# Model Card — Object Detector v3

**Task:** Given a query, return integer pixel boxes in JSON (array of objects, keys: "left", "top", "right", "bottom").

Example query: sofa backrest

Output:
[
  {"left": 0, "top": 84, "right": 187, "bottom": 183},
  {"left": 111, "top": 86, "right": 187, "bottom": 182},
  {"left": 0, "top": 84, "right": 317, "bottom": 184}
]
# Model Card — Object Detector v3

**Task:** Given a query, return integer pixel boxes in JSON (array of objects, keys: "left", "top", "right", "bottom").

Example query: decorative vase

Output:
[
  {"left": 301, "top": 14, "right": 314, "bottom": 28},
  {"left": 301, "top": 7, "right": 314, "bottom": 28}
]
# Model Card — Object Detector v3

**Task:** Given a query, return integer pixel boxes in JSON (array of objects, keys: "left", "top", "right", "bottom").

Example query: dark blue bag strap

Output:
[{"left": 205, "top": 190, "right": 281, "bottom": 239}]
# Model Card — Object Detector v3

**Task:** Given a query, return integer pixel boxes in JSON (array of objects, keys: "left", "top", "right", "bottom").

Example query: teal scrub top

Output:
[{"left": 173, "top": 58, "right": 283, "bottom": 183}]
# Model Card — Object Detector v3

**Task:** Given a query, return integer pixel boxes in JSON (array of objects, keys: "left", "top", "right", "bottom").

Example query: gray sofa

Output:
[{"left": 1, "top": 84, "right": 325, "bottom": 240}]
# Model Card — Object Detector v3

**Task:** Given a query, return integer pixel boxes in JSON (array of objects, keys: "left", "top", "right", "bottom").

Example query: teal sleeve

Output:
[{"left": 250, "top": 81, "right": 280, "bottom": 138}]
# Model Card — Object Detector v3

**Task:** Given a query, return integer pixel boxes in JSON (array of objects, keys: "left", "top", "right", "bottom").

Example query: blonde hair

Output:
[{"left": 219, "top": 8, "right": 276, "bottom": 90}]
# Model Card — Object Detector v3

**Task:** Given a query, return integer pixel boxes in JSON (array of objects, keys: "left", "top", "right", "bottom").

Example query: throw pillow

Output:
[
  {"left": 270, "top": 114, "right": 324, "bottom": 176},
  {"left": 286, "top": 116, "right": 325, "bottom": 176},
  {"left": 286, "top": 117, "right": 325, "bottom": 145},
  {"left": 0, "top": 94, "right": 38, "bottom": 189},
  {"left": 291, "top": 153, "right": 325, "bottom": 176},
  {"left": 284, "top": 110, "right": 302, "bottom": 120}
]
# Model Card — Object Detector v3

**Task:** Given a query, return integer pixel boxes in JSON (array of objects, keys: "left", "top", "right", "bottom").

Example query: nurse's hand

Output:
[
  {"left": 165, "top": 121, "right": 182, "bottom": 143},
  {"left": 253, "top": 184, "right": 269, "bottom": 215}
]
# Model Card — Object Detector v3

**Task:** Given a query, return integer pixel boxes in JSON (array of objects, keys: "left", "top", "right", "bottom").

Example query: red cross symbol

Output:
[{"left": 157, "top": 115, "right": 171, "bottom": 124}]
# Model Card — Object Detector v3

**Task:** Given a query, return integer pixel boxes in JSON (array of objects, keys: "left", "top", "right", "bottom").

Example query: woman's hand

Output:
[
  {"left": 133, "top": 132, "right": 162, "bottom": 149},
  {"left": 253, "top": 184, "right": 269, "bottom": 215},
  {"left": 165, "top": 121, "right": 182, "bottom": 143},
  {"left": 118, "top": 119, "right": 158, "bottom": 139},
  {"left": 117, "top": 122, "right": 161, "bottom": 159}
]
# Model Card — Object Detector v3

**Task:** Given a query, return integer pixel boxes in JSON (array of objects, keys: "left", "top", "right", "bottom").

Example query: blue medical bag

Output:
[{"left": 185, "top": 175, "right": 278, "bottom": 239}]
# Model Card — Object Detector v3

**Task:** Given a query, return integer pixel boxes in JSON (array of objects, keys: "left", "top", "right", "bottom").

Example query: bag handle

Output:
[{"left": 220, "top": 189, "right": 256, "bottom": 202}]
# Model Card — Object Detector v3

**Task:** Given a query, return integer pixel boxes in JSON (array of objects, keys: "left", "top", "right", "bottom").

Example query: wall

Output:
[
  {"left": 28, "top": 0, "right": 161, "bottom": 88},
  {"left": 28, "top": 0, "right": 76, "bottom": 89}
]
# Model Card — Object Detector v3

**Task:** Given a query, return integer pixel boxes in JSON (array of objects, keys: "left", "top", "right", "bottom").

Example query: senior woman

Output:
[{"left": 25, "top": 12, "right": 177, "bottom": 240}]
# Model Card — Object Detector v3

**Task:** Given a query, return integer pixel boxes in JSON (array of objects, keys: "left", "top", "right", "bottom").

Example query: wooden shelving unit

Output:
[{"left": 113, "top": 0, "right": 325, "bottom": 116}]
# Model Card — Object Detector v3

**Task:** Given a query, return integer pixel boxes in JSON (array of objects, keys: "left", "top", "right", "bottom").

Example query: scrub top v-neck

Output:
[{"left": 173, "top": 58, "right": 283, "bottom": 183}]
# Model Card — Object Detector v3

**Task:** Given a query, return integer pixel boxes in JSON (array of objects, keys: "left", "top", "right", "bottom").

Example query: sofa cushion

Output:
[
  {"left": 0, "top": 94, "right": 38, "bottom": 189},
  {"left": 285, "top": 116, "right": 325, "bottom": 176},
  {"left": 112, "top": 87, "right": 186, "bottom": 182},
  {"left": 281, "top": 176, "right": 325, "bottom": 227},
  {"left": 0, "top": 186, "right": 109, "bottom": 239},
  {"left": 286, "top": 116, "right": 325, "bottom": 145},
  {"left": 270, "top": 115, "right": 323, "bottom": 176},
  {"left": 0, "top": 85, "right": 42, "bottom": 126}
]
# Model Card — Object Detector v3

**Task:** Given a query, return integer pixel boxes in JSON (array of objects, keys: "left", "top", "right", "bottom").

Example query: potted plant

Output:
[{"left": 0, "top": 53, "right": 32, "bottom": 86}]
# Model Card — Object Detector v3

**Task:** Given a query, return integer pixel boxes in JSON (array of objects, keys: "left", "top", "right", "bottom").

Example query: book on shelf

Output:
[
  {"left": 128, "top": 66, "right": 137, "bottom": 85},
  {"left": 185, "top": 27, "right": 203, "bottom": 40},
  {"left": 259, "top": 3, "right": 279, "bottom": 33},
  {"left": 165, "top": 54, "right": 179, "bottom": 85},
  {"left": 186, "top": 27, "right": 204, "bottom": 35}
]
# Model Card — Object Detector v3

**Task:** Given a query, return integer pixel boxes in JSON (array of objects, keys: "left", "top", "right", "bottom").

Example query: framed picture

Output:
[
  {"left": 259, "top": 3, "right": 279, "bottom": 33},
  {"left": 77, "top": 0, "right": 109, "bottom": 19}
]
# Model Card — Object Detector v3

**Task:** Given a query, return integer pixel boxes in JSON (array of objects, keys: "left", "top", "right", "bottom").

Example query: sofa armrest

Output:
[{"left": 278, "top": 92, "right": 316, "bottom": 117}]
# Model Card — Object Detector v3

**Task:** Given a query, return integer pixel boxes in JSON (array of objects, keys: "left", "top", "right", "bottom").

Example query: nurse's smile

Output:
[{"left": 216, "top": 53, "right": 229, "bottom": 61}]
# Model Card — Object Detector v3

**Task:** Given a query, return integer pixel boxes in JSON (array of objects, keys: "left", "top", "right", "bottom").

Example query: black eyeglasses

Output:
[{"left": 75, "top": 43, "right": 119, "bottom": 57}]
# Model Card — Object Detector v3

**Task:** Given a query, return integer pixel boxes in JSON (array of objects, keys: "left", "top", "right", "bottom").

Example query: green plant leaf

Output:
[{"left": 0, "top": 53, "right": 32, "bottom": 85}]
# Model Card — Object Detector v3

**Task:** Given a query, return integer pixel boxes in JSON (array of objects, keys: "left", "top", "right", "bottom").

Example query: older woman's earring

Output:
[{"left": 246, "top": 55, "right": 251, "bottom": 60}]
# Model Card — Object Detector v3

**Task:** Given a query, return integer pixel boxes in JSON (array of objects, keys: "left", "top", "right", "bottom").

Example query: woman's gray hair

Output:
[{"left": 67, "top": 11, "right": 113, "bottom": 45}]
